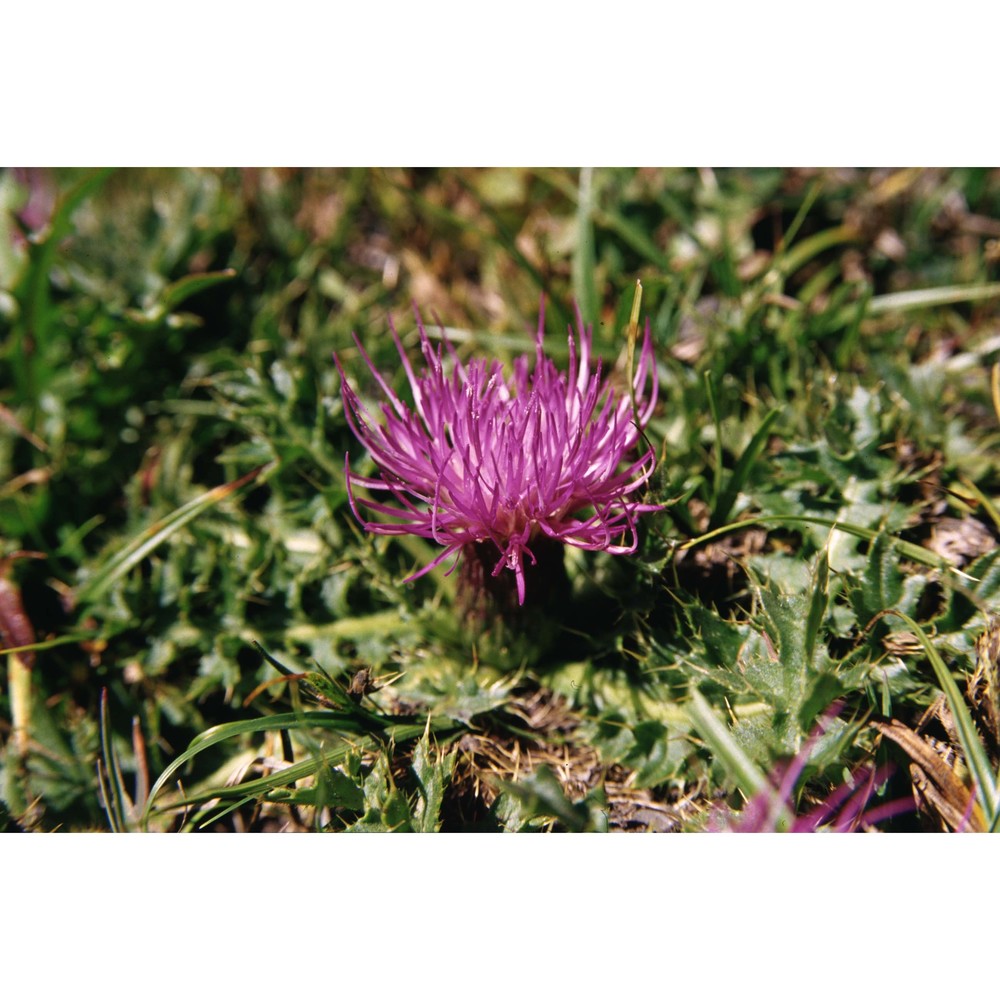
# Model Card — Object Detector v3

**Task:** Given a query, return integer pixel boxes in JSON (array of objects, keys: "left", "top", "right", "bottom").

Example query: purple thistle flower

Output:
[
  {"left": 727, "top": 757, "right": 906, "bottom": 833},
  {"left": 335, "top": 305, "right": 661, "bottom": 606},
  {"left": 714, "top": 706, "right": 913, "bottom": 833}
]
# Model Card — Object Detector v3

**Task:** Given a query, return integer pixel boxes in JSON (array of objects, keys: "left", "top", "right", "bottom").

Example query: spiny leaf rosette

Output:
[{"left": 336, "top": 306, "right": 661, "bottom": 620}]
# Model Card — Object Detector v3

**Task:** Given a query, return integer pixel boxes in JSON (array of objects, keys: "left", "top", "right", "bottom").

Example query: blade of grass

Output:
[
  {"left": 423, "top": 326, "right": 558, "bottom": 355},
  {"left": 535, "top": 168, "right": 672, "bottom": 270},
  {"left": 867, "top": 282, "right": 1000, "bottom": 315},
  {"left": 16, "top": 169, "right": 115, "bottom": 400},
  {"left": 97, "top": 688, "right": 130, "bottom": 832},
  {"left": 709, "top": 406, "right": 782, "bottom": 529},
  {"left": 160, "top": 268, "right": 238, "bottom": 313},
  {"left": 142, "top": 711, "right": 455, "bottom": 824},
  {"left": 687, "top": 689, "right": 789, "bottom": 821},
  {"left": 0, "top": 632, "right": 102, "bottom": 658},
  {"left": 876, "top": 609, "right": 999, "bottom": 828},
  {"left": 625, "top": 279, "right": 642, "bottom": 416},
  {"left": 958, "top": 475, "right": 1000, "bottom": 535},
  {"left": 126, "top": 268, "right": 239, "bottom": 325},
  {"left": 572, "top": 167, "right": 598, "bottom": 324},
  {"left": 282, "top": 610, "right": 410, "bottom": 644},
  {"left": 803, "top": 550, "right": 830, "bottom": 668},
  {"left": 704, "top": 372, "right": 724, "bottom": 508},
  {"left": 776, "top": 179, "right": 822, "bottom": 256},
  {"left": 76, "top": 464, "right": 269, "bottom": 606},
  {"left": 186, "top": 795, "right": 258, "bottom": 832},
  {"left": 774, "top": 224, "right": 857, "bottom": 280},
  {"left": 834, "top": 282, "right": 873, "bottom": 370},
  {"left": 680, "top": 513, "right": 955, "bottom": 574}
]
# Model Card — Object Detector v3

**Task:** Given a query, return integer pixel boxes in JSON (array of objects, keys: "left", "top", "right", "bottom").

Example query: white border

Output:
[{"left": 7, "top": 3, "right": 997, "bottom": 164}]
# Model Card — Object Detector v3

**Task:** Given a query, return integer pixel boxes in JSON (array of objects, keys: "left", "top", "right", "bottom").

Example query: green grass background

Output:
[{"left": 3, "top": 167, "right": 1000, "bottom": 831}]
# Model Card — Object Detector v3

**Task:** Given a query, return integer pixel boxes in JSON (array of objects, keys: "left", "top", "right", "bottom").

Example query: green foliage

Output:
[
  {"left": 4, "top": 167, "right": 1000, "bottom": 831},
  {"left": 497, "top": 765, "right": 608, "bottom": 833}
]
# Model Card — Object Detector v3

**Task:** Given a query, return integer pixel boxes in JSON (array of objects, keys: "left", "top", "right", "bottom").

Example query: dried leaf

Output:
[{"left": 872, "top": 718, "right": 985, "bottom": 832}]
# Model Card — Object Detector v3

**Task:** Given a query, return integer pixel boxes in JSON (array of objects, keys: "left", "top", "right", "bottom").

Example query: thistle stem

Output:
[{"left": 456, "top": 537, "right": 570, "bottom": 662}]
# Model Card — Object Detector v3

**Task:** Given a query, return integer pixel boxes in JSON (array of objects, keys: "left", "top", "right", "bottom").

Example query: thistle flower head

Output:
[{"left": 336, "top": 305, "right": 661, "bottom": 605}]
